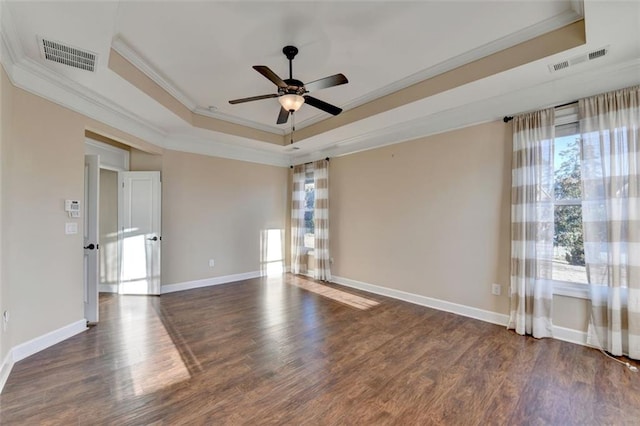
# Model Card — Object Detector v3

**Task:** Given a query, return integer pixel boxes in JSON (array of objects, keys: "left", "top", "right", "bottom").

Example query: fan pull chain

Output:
[{"left": 290, "top": 111, "right": 296, "bottom": 144}]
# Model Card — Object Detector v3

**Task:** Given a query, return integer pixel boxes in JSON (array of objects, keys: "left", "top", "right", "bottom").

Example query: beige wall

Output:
[
  {"left": 330, "top": 122, "right": 511, "bottom": 314},
  {"left": 555, "top": 295, "right": 589, "bottom": 331},
  {"left": 132, "top": 149, "right": 288, "bottom": 285},
  {"left": 2, "top": 70, "right": 86, "bottom": 347},
  {"left": 130, "top": 148, "right": 162, "bottom": 171},
  {"left": 1, "top": 66, "right": 12, "bottom": 362},
  {"left": 330, "top": 120, "right": 588, "bottom": 331},
  {"left": 0, "top": 62, "right": 591, "bottom": 369},
  {"left": 99, "top": 169, "right": 118, "bottom": 289},
  {"left": 285, "top": 168, "right": 293, "bottom": 269},
  {"left": 0, "top": 72, "right": 289, "bottom": 354}
]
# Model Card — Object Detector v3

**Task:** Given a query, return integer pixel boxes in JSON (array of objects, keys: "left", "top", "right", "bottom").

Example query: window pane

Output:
[
  {"left": 554, "top": 135, "right": 582, "bottom": 200},
  {"left": 304, "top": 180, "right": 315, "bottom": 248},
  {"left": 304, "top": 210, "right": 314, "bottom": 234},
  {"left": 553, "top": 204, "right": 587, "bottom": 283}
]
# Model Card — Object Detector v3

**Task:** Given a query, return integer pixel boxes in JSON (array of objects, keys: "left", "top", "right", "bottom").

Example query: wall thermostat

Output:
[{"left": 65, "top": 200, "right": 81, "bottom": 218}]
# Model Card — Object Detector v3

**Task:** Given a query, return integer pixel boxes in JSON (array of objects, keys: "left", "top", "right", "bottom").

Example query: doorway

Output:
[
  {"left": 99, "top": 169, "right": 119, "bottom": 293},
  {"left": 84, "top": 138, "right": 163, "bottom": 322}
]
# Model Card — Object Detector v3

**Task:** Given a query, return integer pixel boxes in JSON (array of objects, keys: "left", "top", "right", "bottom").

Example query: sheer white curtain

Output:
[
  {"left": 313, "top": 159, "right": 331, "bottom": 281},
  {"left": 290, "top": 160, "right": 332, "bottom": 280},
  {"left": 291, "top": 164, "right": 307, "bottom": 275},
  {"left": 508, "top": 108, "right": 555, "bottom": 338},
  {"left": 580, "top": 86, "right": 640, "bottom": 359}
]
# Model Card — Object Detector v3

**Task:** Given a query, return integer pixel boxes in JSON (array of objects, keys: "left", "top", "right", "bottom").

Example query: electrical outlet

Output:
[
  {"left": 492, "top": 284, "right": 502, "bottom": 296},
  {"left": 209, "top": 259, "right": 215, "bottom": 268}
]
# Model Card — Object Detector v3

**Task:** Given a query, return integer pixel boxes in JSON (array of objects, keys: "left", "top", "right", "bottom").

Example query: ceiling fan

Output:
[{"left": 229, "top": 45, "right": 348, "bottom": 125}]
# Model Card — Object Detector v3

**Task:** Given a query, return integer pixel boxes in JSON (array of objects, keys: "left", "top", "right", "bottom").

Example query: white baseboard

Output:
[
  {"left": 11, "top": 319, "right": 88, "bottom": 363},
  {"left": 0, "top": 350, "right": 14, "bottom": 394},
  {"left": 0, "top": 275, "right": 594, "bottom": 396},
  {"left": 1, "top": 318, "right": 88, "bottom": 394},
  {"left": 332, "top": 275, "right": 594, "bottom": 349},
  {"left": 99, "top": 284, "right": 118, "bottom": 293},
  {"left": 332, "top": 275, "right": 510, "bottom": 326},
  {"left": 162, "top": 270, "right": 263, "bottom": 294},
  {"left": 551, "top": 325, "right": 589, "bottom": 347}
]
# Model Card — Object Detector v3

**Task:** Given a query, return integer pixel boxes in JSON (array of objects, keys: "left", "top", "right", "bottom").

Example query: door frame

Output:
[
  {"left": 84, "top": 154, "right": 100, "bottom": 323},
  {"left": 84, "top": 138, "right": 130, "bottom": 302}
]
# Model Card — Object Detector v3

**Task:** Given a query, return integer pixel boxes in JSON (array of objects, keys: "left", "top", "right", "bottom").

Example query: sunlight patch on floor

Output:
[
  {"left": 291, "top": 279, "right": 380, "bottom": 310},
  {"left": 116, "top": 297, "right": 191, "bottom": 398}
]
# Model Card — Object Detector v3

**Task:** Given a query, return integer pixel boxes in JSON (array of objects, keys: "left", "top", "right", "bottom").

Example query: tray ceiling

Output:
[{"left": 2, "top": 1, "right": 639, "bottom": 164}]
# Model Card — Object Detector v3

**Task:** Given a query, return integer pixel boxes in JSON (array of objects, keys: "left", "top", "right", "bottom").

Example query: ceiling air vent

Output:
[
  {"left": 39, "top": 37, "right": 97, "bottom": 72},
  {"left": 552, "top": 60, "right": 570, "bottom": 72},
  {"left": 589, "top": 48, "right": 607, "bottom": 60},
  {"left": 548, "top": 46, "right": 609, "bottom": 73}
]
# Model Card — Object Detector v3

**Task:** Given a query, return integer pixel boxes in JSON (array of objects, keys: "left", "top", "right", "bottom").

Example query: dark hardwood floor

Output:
[{"left": 1, "top": 274, "right": 639, "bottom": 425}]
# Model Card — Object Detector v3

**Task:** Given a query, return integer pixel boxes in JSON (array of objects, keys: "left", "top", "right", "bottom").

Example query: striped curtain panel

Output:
[
  {"left": 508, "top": 108, "right": 555, "bottom": 338},
  {"left": 580, "top": 86, "right": 640, "bottom": 359},
  {"left": 291, "top": 164, "right": 307, "bottom": 275},
  {"left": 313, "top": 159, "right": 331, "bottom": 281}
]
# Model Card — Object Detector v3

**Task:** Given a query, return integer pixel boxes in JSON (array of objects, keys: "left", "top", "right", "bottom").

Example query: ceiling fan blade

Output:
[
  {"left": 253, "top": 66, "right": 288, "bottom": 89},
  {"left": 303, "top": 95, "right": 343, "bottom": 116},
  {"left": 228, "top": 93, "right": 278, "bottom": 104},
  {"left": 304, "top": 73, "right": 348, "bottom": 92},
  {"left": 277, "top": 107, "right": 290, "bottom": 124}
]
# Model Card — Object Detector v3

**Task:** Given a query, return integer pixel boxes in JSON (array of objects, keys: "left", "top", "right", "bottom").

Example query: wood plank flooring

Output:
[{"left": 1, "top": 274, "right": 640, "bottom": 425}]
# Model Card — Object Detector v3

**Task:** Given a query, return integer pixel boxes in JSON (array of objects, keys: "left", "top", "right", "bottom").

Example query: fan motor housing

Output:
[{"left": 280, "top": 78, "right": 306, "bottom": 95}]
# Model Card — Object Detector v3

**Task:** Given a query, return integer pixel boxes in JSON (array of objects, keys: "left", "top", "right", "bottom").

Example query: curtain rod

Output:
[
  {"left": 503, "top": 100, "right": 578, "bottom": 123},
  {"left": 290, "top": 157, "right": 330, "bottom": 169}
]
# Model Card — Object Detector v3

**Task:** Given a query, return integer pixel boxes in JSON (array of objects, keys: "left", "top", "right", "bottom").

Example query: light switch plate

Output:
[{"left": 65, "top": 222, "right": 78, "bottom": 235}]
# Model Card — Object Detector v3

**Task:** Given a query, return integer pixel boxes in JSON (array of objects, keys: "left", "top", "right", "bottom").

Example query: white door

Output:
[
  {"left": 118, "top": 171, "right": 162, "bottom": 295},
  {"left": 84, "top": 155, "right": 100, "bottom": 323}
]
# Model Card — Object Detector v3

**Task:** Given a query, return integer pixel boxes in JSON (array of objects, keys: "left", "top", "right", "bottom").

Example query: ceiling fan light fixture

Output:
[
  {"left": 279, "top": 94, "right": 305, "bottom": 112},
  {"left": 228, "top": 46, "right": 348, "bottom": 124}
]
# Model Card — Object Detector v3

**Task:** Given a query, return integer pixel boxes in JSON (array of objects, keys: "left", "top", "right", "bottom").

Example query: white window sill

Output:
[{"left": 549, "top": 279, "right": 590, "bottom": 299}]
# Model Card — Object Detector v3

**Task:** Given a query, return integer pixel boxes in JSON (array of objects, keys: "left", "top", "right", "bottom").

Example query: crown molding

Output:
[
  {"left": 0, "top": 3, "right": 21, "bottom": 67},
  {"left": 1, "top": 17, "right": 292, "bottom": 166},
  {"left": 290, "top": 57, "right": 640, "bottom": 165},
  {"left": 0, "top": 29, "right": 14, "bottom": 78},
  {"left": 108, "top": 5, "right": 585, "bottom": 136},
  {"left": 112, "top": 36, "right": 285, "bottom": 135},
  {"left": 9, "top": 54, "right": 291, "bottom": 166},
  {"left": 570, "top": 0, "right": 584, "bottom": 17},
  {"left": 7, "top": 0, "right": 636, "bottom": 171},
  {"left": 193, "top": 107, "right": 285, "bottom": 135},
  {"left": 498, "top": 58, "right": 640, "bottom": 118},
  {"left": 1, "top": 7, "right": 168, "bottom": 146},
  {"left": 10, "top": 54, "right": 291, "bottom": 166},
  {"left": 2, "top": 45, "right": 293, "bottom": 166},
  {"left": 295, "top": 6, "right": 585, "bottom": 130},
  {"left": 111, "top": 36, "right": 198, "bottom": 111},
  {"left": 17, "top": 56, "right": 169, "bottom": 144},
  {"left": 163, "top": 134, "right": 289, "bottom": 167}
]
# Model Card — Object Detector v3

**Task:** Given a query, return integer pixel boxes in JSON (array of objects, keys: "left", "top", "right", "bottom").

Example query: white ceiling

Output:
[{"left": 1, "top": 1, "right": 639, "bottom": 165}]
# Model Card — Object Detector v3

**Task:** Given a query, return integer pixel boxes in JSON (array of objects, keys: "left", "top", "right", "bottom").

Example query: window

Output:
[
  {"left": 552, "top": 104, "right": 587, "bottom": 286},
  {"left": 303, "top": 177, "right": 315, "bottom": 249}
]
